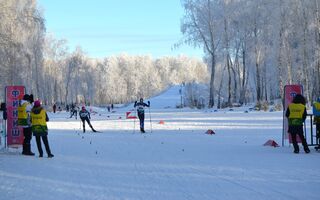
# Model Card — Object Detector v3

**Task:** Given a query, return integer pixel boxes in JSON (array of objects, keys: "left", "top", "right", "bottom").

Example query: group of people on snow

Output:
[
  {"left": 67, "top": 103, "right": 97, "bottom": 133},
  {"left": 18, "top": 94, "right": 54, "bottom": 158},
  {"left": 286, "top": 94, "right": 320, "bottom": 153},
  {"left": 65, "top": 98, "right": 150, "bottom": 134},
  {"left": 15, "top": 92, "right": 320, "bottom": 156}
]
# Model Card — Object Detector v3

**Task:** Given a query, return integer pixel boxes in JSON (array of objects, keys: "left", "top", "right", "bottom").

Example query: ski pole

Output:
[
  {"left": 149, "top": 106, "right": 152, "bottom": 133},
  {"left": 133, "top": 109, "right": 136, "bottom": 134}
]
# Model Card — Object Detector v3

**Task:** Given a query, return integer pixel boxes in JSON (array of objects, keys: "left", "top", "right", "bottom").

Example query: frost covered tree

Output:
[
  {"left": 180, "top": 0, "right": 320, "bottom": 107},
  {"left": 0, "top": 0, "right": 45, "bottom": 100},
  {"left": 181, "top": 0, "right": 223, "bottom": 107}
]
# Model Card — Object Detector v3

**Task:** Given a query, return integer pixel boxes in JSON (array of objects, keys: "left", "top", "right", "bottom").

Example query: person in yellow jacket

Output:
[
  {"left": 285, "top": 94, "right": 310, "bottom": 154},
  {"left": 313, "top": 97, "right": 320, "bottom": 150},
  {"left": 31, "top": 100, "right": 54, "bottom": 158},
  {"left": 18, "top": 94, "right": 35, "bottom": 156}
]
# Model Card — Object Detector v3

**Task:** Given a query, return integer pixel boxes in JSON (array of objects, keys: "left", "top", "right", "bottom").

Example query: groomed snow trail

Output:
[{"left": 1, "top": 108, "right": 320, "bottom": 200}]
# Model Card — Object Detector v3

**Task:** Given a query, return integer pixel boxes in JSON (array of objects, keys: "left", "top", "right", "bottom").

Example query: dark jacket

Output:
[
  {"left": 79, "top": 109, "right": 90, "bottom": 119},
  {"left": 134, "top": 101, "right": 150, "bottom": 115}
]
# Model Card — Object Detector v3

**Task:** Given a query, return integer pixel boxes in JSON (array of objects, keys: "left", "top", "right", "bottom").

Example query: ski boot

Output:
[
  {"left": 48, "top": 153, "right": 54, "bottom": 158},
  {"left": 304, "top": 148, "right": 310, "bottom": 154}
]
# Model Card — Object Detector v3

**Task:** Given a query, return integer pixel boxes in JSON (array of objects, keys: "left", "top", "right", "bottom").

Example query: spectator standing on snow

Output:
[
  {"left": 313, "top": 97, "right": 320, "bottom": 150},
  {"left": 31, "top": 100, "right": 54, "bottom": 158},
  {"left": 53, "top": 103, "right": 56, "bottom": 113},
  {"left": 134, "top": 98, "right": 150, "bottom": 133},
  {"left": 29, "top": 94, "right": 34, "bottom": 104},
  {"left": 17, "top": 94, "right": 35, "bottom": 156},
  {"left": 79, "top": 106, "right": 97, "bottom": 133},
  {"left": 285, "top": 94, "right": 310, "bottom": 154}
]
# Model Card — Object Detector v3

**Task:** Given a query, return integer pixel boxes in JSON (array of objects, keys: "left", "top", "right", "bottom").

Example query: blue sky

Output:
[{"left": 38, "top": 0, "right": 203, "bottom": 59}]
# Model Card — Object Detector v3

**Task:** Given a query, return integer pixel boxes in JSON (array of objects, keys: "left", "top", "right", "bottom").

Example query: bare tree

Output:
[{"left": 181, "top": 0, "right": 222, "bottom": 107}]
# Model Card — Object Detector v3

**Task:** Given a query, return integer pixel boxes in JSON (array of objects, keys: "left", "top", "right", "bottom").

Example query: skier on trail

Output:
[
  {"left": 134, "top": 98, "right": 150, "bottom": 133},
  {"left": 70, "top": 103, "right": 78, "bottom": 119},
  {"left": 18, "top": 94, "right": 35, "bottom": 156},
  {"left": 285, "top": 94, "right": 310, "bottom": 154},
  {"left": 79, "top": 106, "right": 97, "bottom": 133},
  {"left": 313, "top": 97, "right": 320, "bottom": 150}
]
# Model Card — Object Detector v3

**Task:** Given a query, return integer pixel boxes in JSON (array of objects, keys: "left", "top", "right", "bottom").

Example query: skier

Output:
[
  {"left": 17, "top": 94, "right": 35, "bottom": 156},
  {"left": 70, "top": 103, "right": 78, "bottom": 119},
  {"left": 285, "top": 94, "right": 310, "bottom": 154},
  {"left": 313, "top": 97, "right": 320, "bottom": 150},
  {"left": 134, "top": 98, "right": 150, "bottom": 133},
  {"left": 79, "top": 106, "right": 97, "bottom": 133},
  {"left": 30, "top": 100, "right": 54, "bottom": 158}
]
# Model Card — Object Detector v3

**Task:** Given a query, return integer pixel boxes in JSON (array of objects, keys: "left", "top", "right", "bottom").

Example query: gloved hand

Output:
[{"left": 148, "top": 101, "right": 150, "bottom": 105}]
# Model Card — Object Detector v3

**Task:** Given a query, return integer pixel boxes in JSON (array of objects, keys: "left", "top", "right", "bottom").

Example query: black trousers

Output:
[
  {"left": 70, "top": 111, "right": 77, "bottom": 119},
  {"left": 81, "top": 117, "right": 94, "bottom": 131},
  {"left": 316, "top": 123, "right": 320, "bottom": 144},
  {"left": 35, "top": 135, "right": 52, "bottom": 156},
  {"left": 22, "top": 127, "right": 33, "bottom": 153},
  {"left": 138, "top": 113, "right": 145, "bottom": 129},
  {"left": 290, "top": 132, "right": 309, "bottom": 152}
]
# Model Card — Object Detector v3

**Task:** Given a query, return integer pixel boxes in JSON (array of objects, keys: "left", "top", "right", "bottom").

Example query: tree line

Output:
[
  {"left": 0, "top": 0, "right": 208, "bottom": 106},
  {"left": 3, "top": 0, "right": 319, "bottom": 108},
  {"left": 180, "top": 0, "right": 320, "bottom": 108},
  {"left": 42, "top": 39, "right": 208, "bottom": 105}
]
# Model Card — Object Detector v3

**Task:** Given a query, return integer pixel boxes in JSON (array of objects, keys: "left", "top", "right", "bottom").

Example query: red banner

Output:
[
  {"left": 283, "top": 85, "right": 303, "bottom": 143},
  {"left": 5, "top": 86, "right": 25, "bottom": 147}
]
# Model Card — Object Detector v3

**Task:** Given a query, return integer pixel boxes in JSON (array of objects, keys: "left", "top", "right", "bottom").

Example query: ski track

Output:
[{"left": 1, "top": 107, "right": 320, "bottom": 200}]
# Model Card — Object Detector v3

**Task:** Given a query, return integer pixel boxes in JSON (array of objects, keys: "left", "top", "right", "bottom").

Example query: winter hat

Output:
[
  {"left": 23, "top": 94, "right": 30, "bottom": 101},
  {"left": 292, "top": 94, "right": 306, "bottom": 105},
  {"left": 29, "top": 94, "right": 34, "bottom": 103},
  {"left": 34, "top": 100, "right": 41, "bottom": 107}
]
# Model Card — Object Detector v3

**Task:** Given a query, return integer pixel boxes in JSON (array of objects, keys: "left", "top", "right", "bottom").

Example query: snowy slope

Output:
[
  {"left": 1, "top": 86, "right": 320, "bottom": 200},
  {"left": 145, "top": 85, "right": 183, "bottom": 109}
]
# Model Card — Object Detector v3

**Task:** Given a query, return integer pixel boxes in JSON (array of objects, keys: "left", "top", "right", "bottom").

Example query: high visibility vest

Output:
[
  {"left": 17, "top": 102, "right": 29, "bottom": 126},
  {"left": 314, "top": 102, "right": 320, "bottom": 123},
  {"left": 288, "top": 103, "right": 305, "bottom": 126},
  {"left": 31, "top": 109, "right": 48, "bottom": 134},
  {"left": 314, "top": 102, "right": 320, "bottom": 114}
]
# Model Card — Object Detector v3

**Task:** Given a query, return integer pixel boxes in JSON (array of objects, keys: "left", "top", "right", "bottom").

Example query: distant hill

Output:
[{"left": 145, "top": 85, "right": 183, "bottom": 109}]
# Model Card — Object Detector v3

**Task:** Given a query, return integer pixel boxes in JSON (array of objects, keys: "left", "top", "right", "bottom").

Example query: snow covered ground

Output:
[{"left": 1, "top": 87, "right": 320, "bottom": 200}]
